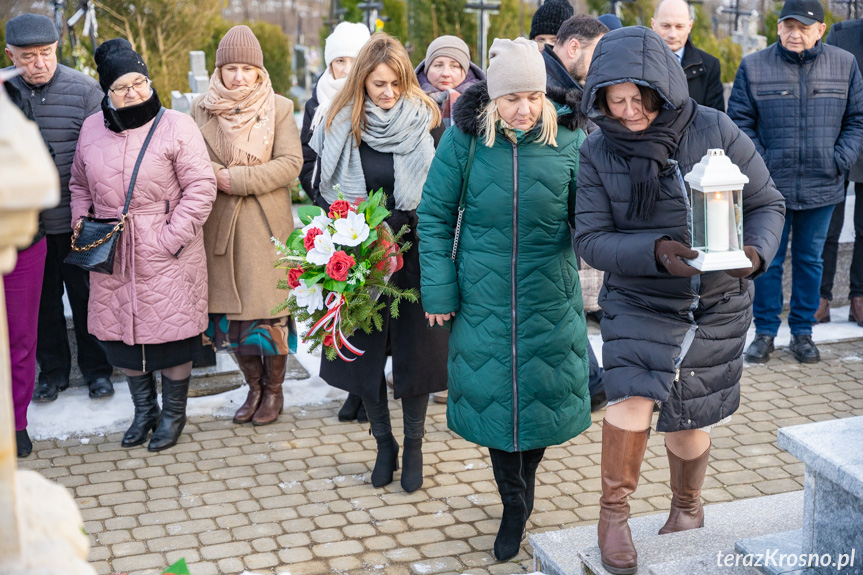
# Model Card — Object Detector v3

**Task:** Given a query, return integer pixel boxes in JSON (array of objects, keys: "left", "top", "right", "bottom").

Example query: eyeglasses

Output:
[{"left": 109, "top": 77, "right": 151, "bottom": 95}]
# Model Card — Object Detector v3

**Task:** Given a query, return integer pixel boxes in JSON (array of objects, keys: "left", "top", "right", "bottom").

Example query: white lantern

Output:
[{"left": 683, "top": 149, "right": 752, "bottom": 272}]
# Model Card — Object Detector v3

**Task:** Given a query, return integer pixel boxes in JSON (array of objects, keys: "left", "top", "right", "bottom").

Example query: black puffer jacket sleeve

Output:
[{"left": 299, "top": 84, "right": 320, "bottom": 199}]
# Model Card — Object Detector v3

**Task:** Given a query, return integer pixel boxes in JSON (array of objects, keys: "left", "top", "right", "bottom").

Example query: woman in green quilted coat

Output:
[{"left": 418, "top": 38, "right": 592, "bottom": 562}]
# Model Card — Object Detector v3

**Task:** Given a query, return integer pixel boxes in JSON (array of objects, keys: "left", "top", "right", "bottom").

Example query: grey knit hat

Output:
[
  {"left": 425, "top": 35, "right": 471, "bottom": 73},
  {"left": 486, "top": 38, "right": 546, "bottom": 100},
  {"left": 5, "top": 13, "right": 59, "bottom": 47}
]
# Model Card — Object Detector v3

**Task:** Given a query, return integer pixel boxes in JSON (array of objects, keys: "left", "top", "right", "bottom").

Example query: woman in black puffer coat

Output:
[{"left": 574, "top": 27, "right": 785, "bottom": 575}]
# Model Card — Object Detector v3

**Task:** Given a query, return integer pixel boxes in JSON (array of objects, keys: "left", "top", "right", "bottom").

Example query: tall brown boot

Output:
[
  {"left": 233, "top": 355, "right": 264, "bottom": 424},
  {"left": 850, "top": 296, "right": 863, "bottom": 327},
  {"left": 253, "top": 355, "right": 287, "bottom": 426},
  {"left": 659, "top": 441, "right": 711, "bottom": 535},
  {"left": 598, "top": 420, "right": 649, "bottom": 575}
]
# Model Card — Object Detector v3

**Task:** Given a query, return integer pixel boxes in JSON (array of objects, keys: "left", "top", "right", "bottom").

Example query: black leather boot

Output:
[
  {"left": 338, "top": 393, "right": 362, "bottom": 421},
  {"left": 122, "top": 373, "right": 160, "bottom": 448},
  {"left": 16, "top": 429, "right": 32, "bottom": 458},
  {"left": 371, "top": 433, "right": 399, "bottom": 487},
  {"left": 789, "top": 334, "right": 820, "bottom": 363},
  {"left": 744, "top": 334, "right": 774, "bottom": 363},
  {"left": 489, "top": 448, "right": 528, "bottom": 561},
  {"left": 401, "top": 437, "right": 424, "bottom": 493},
  {"left": 148, "top": 375, "right": 189, "bottom": 452},
  {"left": 521, "top": 448, "right": 546, "bottom": 520}
]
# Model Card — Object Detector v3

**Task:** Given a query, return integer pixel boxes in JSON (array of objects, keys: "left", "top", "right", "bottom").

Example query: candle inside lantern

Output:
[{"left": 706, "top": 192, "right": 730, "bottom": 251}]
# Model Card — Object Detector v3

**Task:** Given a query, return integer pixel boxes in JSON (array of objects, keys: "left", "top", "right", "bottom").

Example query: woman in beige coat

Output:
[{"left": 191, "top": 25, "right": 303, "bottom": 426}]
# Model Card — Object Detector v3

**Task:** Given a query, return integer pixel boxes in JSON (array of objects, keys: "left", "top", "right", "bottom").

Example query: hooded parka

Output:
[
  {"left": 418, "top": 82, "right": 592, "bottom": 452},
  {"left": 575, "top": 27, "right": 786, "bottom": 432}
]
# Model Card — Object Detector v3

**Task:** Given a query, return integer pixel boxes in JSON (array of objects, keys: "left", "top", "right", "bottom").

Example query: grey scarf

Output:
[{"left": 310, "top": 96, "right": 436, "bottom": 210}]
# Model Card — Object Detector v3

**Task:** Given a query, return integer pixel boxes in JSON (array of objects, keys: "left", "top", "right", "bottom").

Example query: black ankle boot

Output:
[
  {"left": 789, "top": 334, "right": 820, "bottom": 363},
  {"left": 148, "top": 375, "right": 190, "bottom": 452},
  {"left": 338, "top": 393, "right": 364, "bottom": 421},
  {"left": 745, "top": 334, "right": 774, "bottom": 363},
  {"left": 122, "top": 373, "right": 160, "bottom": 448},
  {"left": 16, "top": 429, "right": 32, "bottom": 458},
  {"left": 371, "top": 433, "right": 399, "bottom": 487},
  {"left": 489, "top": 448, "right": 528, "bottom": 561},
  {"left": 401, "top": 437, "right": 424, "bottom": 493}
]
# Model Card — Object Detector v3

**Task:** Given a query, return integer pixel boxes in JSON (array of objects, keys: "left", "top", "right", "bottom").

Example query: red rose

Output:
[
  {"left": 326, "top": 250, "right": 355, "bottom": 282},
  {"left": 323, "top": 333, "right": 335, "bottom": 348},
  {"left": 328, "top": 199, "right": 353, "bottom": 219},
  {"left": 303, "top": 227, "right": 323, "bottom": 252},
  {"left": 287, "top": 267, "right": 304, "bottom": 289},
  {"left": 375, "top": 226, "right": 404, "bottom": 273}
]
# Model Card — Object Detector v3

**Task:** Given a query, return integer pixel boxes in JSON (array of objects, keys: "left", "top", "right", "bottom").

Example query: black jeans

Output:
[
  {"left": 821, "top": 182, "right": 863, "bottom": 300},
  {"left": 362, "top": 379, "right": 429, "bottom": 440},
  {"left": 36, "top": 232, "right": 112, "bottom": 385}
]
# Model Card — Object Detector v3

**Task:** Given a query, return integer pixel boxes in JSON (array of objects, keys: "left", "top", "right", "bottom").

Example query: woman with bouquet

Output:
[
  {"left": 309, "top": 33, "right": 448, "bottom": 493},
  {"left": 191, "top": 25, "right": 303, "bottom": 427},
  {"left": 418, "top": 38, "right": 592, "bottom": 561},
  {"left": 300, "top": 21, "right": 371, "bottom": 424}
]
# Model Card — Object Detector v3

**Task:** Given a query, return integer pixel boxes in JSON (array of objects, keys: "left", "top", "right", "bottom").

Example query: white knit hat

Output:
[
  {"left": 324, "top": 22, "right": 371, "bottom": 67},
  {"left": 487, "top": 38, "right": 547, "bottom": 100}
]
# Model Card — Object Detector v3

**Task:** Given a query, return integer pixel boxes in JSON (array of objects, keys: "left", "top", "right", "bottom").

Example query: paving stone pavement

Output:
[{"left": 18, "top": 339, "right": 863, "bottom": 575}]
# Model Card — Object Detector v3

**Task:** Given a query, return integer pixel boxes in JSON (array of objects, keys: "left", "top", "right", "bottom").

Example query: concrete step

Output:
[{"left": 529, "top": 490, "right": 804, "bottom": 575}]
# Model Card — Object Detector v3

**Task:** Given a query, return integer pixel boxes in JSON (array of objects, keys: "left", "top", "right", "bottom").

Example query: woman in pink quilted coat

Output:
[{"left": 69, "top": 39, "right": 216, "bottom": 452}]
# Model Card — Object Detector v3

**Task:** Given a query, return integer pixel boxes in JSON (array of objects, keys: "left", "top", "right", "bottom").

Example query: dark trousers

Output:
[
  {"left": 588, "top": 344, "right": 604, "bottom": 397},
  {"left": 362, "top": 379, "right": 429, "bottom": 440},
  {"left": 821, "top": 182, "right": 863, "bottom": 300},
  {"left": 36, "top": 232, "right": 112, "bottom": 385}
]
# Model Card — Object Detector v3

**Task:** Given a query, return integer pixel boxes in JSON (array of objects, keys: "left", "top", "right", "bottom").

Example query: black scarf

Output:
[
  {"left": 102, "top": 88, "right": 162, "bottom": 133},
  {"left": 593, "top": 98, "right": 697, "bottom": 220}
]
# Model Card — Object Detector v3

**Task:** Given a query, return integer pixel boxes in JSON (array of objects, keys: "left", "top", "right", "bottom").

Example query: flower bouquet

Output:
[{"left": 272, "top": 187, "right": 417, "bottom": 361}]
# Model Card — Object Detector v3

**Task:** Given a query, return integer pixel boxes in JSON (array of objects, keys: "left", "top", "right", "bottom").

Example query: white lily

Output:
[
  {"left": 301, "top": 214, "right": 333, "bottom": 237},
  {"left": 293, "top": 279, "right": 324, "bottom": 313},
  {"left": 306, "top": 231, "right": 336, "bottom": 265},
  {"left": 332, "top": 210, "right": 370, "bottom": 247}
]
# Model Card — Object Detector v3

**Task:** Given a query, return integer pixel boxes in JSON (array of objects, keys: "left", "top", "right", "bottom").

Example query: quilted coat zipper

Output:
[
  {"left": 672, "top": 162, "right": 699, "bottom": 383},
  {"left": 510, "top": 142, "right": 520, "bottom": 452}
]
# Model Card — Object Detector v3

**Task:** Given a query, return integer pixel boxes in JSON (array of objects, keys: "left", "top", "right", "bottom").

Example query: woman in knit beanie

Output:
[
  {"left": 418, "top": 36, "right": 591, "bottom": 561},
  {"left": 299, "top": 21, "right": 371, "bottom": 424},
  {"left": 414, "top": 35, "right": 486, "bottom": 145},
  {"left": 190, "top": 25, "right": 303, "bottom": 428},
  {"left": 70, "top": 38, "right": 217, "bottom": 453},
  {"left": 530, "top": 0, "right": 575, "bottom": 47}
]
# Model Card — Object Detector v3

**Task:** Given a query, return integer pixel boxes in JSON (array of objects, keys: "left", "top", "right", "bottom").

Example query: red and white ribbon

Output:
[{"left": 305, "top": 292, "right": 365, "bottom": 362}]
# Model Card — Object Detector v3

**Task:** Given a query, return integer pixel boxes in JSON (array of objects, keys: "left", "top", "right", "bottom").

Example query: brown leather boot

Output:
[
  {"left": 598, "top": 420, "right": 649, "bottom": 575},
  {"left": 253, "top": 355, "right": 287, "bottom": 426},
  {"left": 233, "top": 355, "right": 264, "bottom": 424},
  {"left": 658, "top": 441, "right": 711, "bottom": 535},
  {"left": 850, "top": 296, "right": 863, "bottom": 327},
  {"left": 814, "top": 298, "right": 831, "bottom": 323}
]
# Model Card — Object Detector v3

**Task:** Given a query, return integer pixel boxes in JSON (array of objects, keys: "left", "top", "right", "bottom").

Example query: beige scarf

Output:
[{"left": 202, "top": 67, "right": 276, "bottom": 167}]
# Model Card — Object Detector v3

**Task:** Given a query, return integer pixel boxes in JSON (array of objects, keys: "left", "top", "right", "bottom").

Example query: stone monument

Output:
[
  {"left": 732, "top": 11, "right": 767, "bottom": 57},
  {"left": 172, "top": 50, "right": 209, "bottom": 113}
]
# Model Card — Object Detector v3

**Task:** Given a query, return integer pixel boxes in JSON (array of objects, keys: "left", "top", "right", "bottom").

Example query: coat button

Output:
[{"left": 690, "top": 371, "right": 695, "bottom": 376}]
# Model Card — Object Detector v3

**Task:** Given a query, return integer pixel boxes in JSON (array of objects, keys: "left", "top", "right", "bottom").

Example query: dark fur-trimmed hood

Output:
[{"left": 451, "top": 80, "right": 588, "bottom": 137}]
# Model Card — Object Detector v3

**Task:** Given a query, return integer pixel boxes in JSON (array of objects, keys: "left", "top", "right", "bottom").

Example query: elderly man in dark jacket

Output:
[
  {"left": 818, "top": 17, "right": 863, "bottom": 326},
  {"left": 576, "top": 26, "right": 785, "bottom": 575},
  {"left": 728, "top": 0, "right": 863, "bottom": 364},
  {"left": 651, "top": 0, "right": 725, "bottom": 112},
  {"left": 4, "top": 13, "right": 113, "bottom": 400}
]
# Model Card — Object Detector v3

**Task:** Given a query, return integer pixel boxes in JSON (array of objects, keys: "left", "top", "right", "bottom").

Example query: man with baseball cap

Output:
[
  {"left": 728, "top": 0, "right": 863, "bottom": 364},
  {"left": 4, "top": 13, "right": 113, "bottom": 401}
]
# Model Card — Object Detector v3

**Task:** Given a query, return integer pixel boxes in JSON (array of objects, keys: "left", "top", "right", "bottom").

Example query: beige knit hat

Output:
[
  {"left": 486, "top": 38, "right": 546, "bottom": 100},
  {"left": 216, "top": 25, "right": 264, "bottom": 69},
  {"left": 425, "top": 35, "right": 471, "bottom": 73}
]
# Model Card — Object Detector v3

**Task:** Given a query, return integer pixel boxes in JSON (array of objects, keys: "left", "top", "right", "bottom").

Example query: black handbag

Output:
[{"left": 65, "top": 108, "right": 165, "bottom": 274}]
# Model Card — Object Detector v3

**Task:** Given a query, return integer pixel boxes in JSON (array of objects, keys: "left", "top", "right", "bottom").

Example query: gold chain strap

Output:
[{"left": 69, "top": 214, "right": 127, "bottom": 252}]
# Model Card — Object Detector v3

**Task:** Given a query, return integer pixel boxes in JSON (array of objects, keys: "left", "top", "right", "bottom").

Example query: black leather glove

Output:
[
  {"left": 725, "top": 246, "right": 761, "bottom": 279},
  {"left": 655, "top": 239, "right": 701, "bottom": 277}
]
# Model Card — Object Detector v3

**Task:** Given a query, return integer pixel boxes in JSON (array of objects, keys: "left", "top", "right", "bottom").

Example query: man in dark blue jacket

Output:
[{"left": 728, "top": 0, "right": 863, "bottom": 364}]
